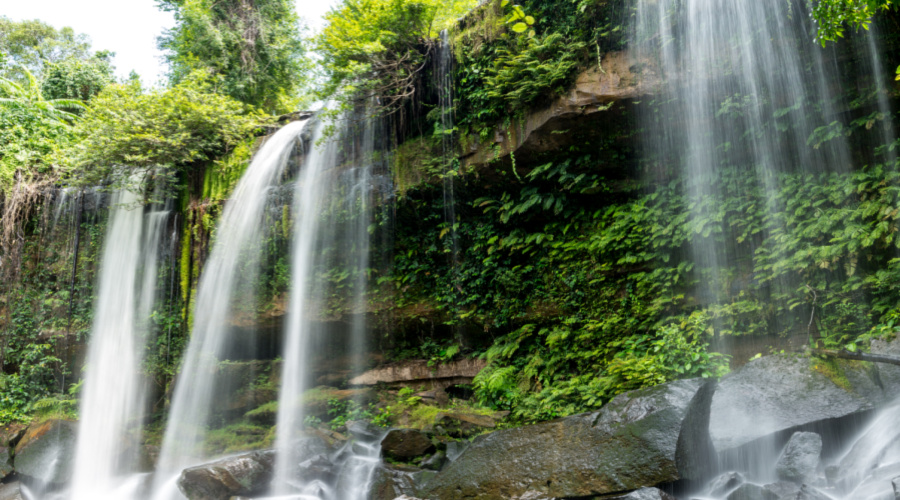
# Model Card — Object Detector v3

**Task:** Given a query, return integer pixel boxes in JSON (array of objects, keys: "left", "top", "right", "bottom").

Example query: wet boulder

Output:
[
  {"left": 709, "top": 471, "right": 745, "bottom": 496},
  {"left": 13, "top": 419, "right": 77, "bottom": 486},
  {"left": 380, "top": 429, "right": 435, "bottom": 462},
  {"left": 726, "top": 483, "right": 778, "bottom": 500},
  {"left": 774, "top": 432, "right": 822, "bottom": 483},
  {"left": 369, "top": 463, "right": 421, "bottom": 500},
  {"left": 177, "top": 450, "right": 274, "bottom": 500},
  {"left": 763, "top": 481, "right": 800, "bottom": 499},
  {"left": 795, "top": 484, "right": 831, "bottom": 500},
  {"left": 0, "top": 482, "right": 24, "bottom": 500},
  {"left": 422, "top": 379, "right": 716, "bottom": 500},
  {"left": 605, "top": 487, "right": 676, "bottom": 499},
  {"left": 710, "top": 355, "right": 881, "bottom": 453}
]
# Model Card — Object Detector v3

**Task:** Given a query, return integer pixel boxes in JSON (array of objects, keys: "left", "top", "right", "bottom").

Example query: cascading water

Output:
[
  {"left": 151, "top": 119, "right": 308, "bottom": 499},
  {"left": 69, "top": 186, "right": 169, "bottom": 500},
  {"left": 632, "top": 0, "right": 900, "bottom": 498},
  {"left": 272, "top": 113, "right": 390, "bottom": 498}
]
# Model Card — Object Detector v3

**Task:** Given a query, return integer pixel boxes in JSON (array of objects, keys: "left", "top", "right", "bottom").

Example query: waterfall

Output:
[
  {"left": 272, "top": 112, "right": 389, "bottom": 497},
  {"left": 150, "top": 120, "right": 308, "bottom": 499},
  {"left": 69, "top": 186, "right": 169, "bottom": 500}
]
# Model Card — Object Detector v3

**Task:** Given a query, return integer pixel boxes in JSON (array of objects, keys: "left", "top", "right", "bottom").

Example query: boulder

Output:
[
  {"left": 0, "top": 482, "right": 25, "bottom": 500},
  {"left": 775, "top": 432, "right": 822, "bottom": 483},
  {"left": 763, "top": 481, "right": 800, "bottom": 499},
  {"left": 349, "top": 359, "right": 486, "bottom": 391},
  {"left": 0, "top": 445, "right": 12, "bottom": 480},
  {"left": 431, "top": 412, "right": 496, "bottom": 438},
  {"left": 177, "top": 450, "right": 274, "bottom": 500},
  {"left": 709, "top": 471, "right": 745, "bottom": 496},
  {"left": 381, "top": 429, "right": 435, "bottom": 462},
  {"left": 726, "top": 483, "right": 778, "bottom": 500},
  {"left": 13, "top": 419, "right": 77, "bottom": 485},
  {"left": 795, "top": 485, "right": 831, "bottom": 500},
  {"left": 369, "top": 464, "right": 421, "bottom": 500},
  {"left": 605, "top": 487, "right": 676, "bottom": 499},
  {"left": 422, "top": 379, "right": 716, "bottom": 500},
  {"left": 893, "top": 475, "right": 900, "bottom": 499},
  {"left": 710, "top": 355, "right": 882, "bottom": 453}
]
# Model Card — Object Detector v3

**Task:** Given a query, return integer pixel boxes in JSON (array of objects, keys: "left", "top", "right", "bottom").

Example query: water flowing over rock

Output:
[
  {"left": 774, "top": 432, "right": 822, "bottom": 483},
  {"left": 423, "top": 379, "right": 715, "bottom": 499},
  {"left": 710, "top": 355, "right": 883, "bottom": 454},
  {"left": 14, "top": 419, "right": 77, "bottom": 486},
  {"left": 152, "top": 119, "right": 309, "bottom": 495},
  {"left": 726, "top": 483, "right": 778, "bottom": 500},
  {"left": 606, "top": 488, "right": 676, "bottom": 500},
  {"left": 0, "top": 482, "right": 25, "bottom": 500},
  {"left": 177, "top": 451, "right": 275, "bottom": 500}
]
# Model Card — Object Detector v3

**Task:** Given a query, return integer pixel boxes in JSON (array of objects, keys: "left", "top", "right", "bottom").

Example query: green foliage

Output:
[
  {"left": 63, "top": 72, "right": 269, "bottom": 191},
  {"left": 41, "top": 55, "right": 115, "bottom": 101},
  {"left": 0, "top": 66, "right": 82, "bottom": 192},
  {"left": 810, "top": 0, "right": 892, "bottom": 45},
  {"left": 316, "top": 0, "right": 476, "bottom": 115},
  {"left": 158, "top": 0, "right": 307, "bottom": 111},
  {"left": 0, "top": 17, "right": 92, "bottom": 80}
]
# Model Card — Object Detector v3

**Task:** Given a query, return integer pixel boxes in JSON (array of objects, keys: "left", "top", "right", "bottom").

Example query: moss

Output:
[
  {"left": 204, "top": 422, "right": 274, "bottom": 455},
  {"left": 203, "top": 137, "right": 257, "bottom": 202},
  {"left": 393, "top": 136, "right": 443, "bottom": 194},
  {"left": 812, "top": 358, "right": 853, "bottom": 392}
]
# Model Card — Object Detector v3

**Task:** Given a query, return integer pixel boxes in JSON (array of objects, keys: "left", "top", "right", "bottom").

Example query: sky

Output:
[{"left": 1, "top": 0, "right": 337, "bottom": 85}]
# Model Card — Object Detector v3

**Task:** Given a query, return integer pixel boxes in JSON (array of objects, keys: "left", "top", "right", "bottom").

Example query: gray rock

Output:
[
  {"left": 606, "top": 487, "right": 676, "bottom": 499},
  {"left": 381, "top": 429, "right": 435, "bottom": 461},
  {"left": 775, "top": 432, "right": 822, "bottom": 483},
  {"left": 13, "top": 419, "right": 77, "bottom": 485},
  {"left": 177, "top": 450, "right": 274, "bottom": 500},
  {"left": 710, "top": 355, "right": 881, "bottom": 453},
  {"left": 726, "top": 483, "right": 778, "bottom": 500},
  {"left": 0, "top": 446, "right": 12, "bottom": 479},
  {"left": 422, "top": 379, "right": 716, "bottom": 500},
  {"left": 420, "top": 449, "right": 446, "bottom": 471},
  {"left": 763, "top": 481, "right": 800, "bottom": 499},
  {"left": 296, "top": 454, "right": 335, "bottom": 483},
  {"left": 0, "top": 482, "right": 25, "bottom": 500},
  {"left": 795, "top": 484, "right": 831, "bottom": 500},
  {"left": 346, "top": 420, "right": 383, "bottom": 440},
  {"left": 893, "top": 475, "right": 900, "bottom": 500},
  {"left": 369, "top": 464, "right": 420, "bottom": 500},
  {"left": 709, "top": 471, "right": 745, "bottom": 496},
  {"left": 445, "top": 441, "right": 469, "bottom": 462}
]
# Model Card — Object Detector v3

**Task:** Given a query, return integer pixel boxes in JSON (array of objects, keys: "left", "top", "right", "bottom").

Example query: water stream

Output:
[
  {"left": 272, "top": 112, "right": 389, "bottom": 497},
  {"left": 151, "top": 120, "right": 308, "bottom": 499},
  {"left": 69, "top": 186, "right": 169, "bottom": 500}
]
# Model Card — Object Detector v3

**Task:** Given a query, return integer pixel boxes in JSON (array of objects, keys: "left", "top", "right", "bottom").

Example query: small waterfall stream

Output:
[
  {"left": 272, "top": 112, "right": 389, "bottom": 498},
  {"left": 151, "top": 120, "right": 308, "bottom": 499},
  {"left": 69, "top": 186, "right": 170, "bottom": 500}
]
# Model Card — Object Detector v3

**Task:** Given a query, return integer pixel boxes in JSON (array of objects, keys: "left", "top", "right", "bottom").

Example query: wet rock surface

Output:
[
  {"left": 422, "top": 379, "right": 715, "bottom": 500},
  {"left": 605, "top": 487, "right": 676, "bottom": 499},
  {"left": 725, "top": 483, "right": 778, "bottom": 500},
  {"left": 709, "top": 471, "right": 745, "bottom": 496},
  {"left": 177, "top": 450, "right": 275, "bottom": 500},
  {"left": 13, "top": 419, "right": 77, "bottom": 486},
  {"left": 775, "top": 432, "right": 822, "bottom": 483},
  {"left": 368, "top": 463, "right": 421, "bottom": 500},
  {"left": 710, "top": 355, "right": 882, "bottom": 453},
  {"left": 380, "top": 429, "right": 435, "bottom": 461},
  {"left": 0, "top": 482, "right": 25, "bottom": 500}
]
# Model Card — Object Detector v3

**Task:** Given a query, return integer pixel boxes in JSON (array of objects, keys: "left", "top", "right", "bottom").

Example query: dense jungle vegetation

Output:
[{"left": 0, "top": 0, "right": 899, "bottom": 433}]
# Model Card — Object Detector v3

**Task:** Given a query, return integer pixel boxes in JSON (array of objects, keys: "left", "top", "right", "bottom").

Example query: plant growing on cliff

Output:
[{"left": 62, "top": 71, "right": 269, "bottom": 192}]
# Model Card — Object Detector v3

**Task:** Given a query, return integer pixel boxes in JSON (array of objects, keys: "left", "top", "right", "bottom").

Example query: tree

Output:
[
  {"left": 157, "top": 0, "right": 307, "bottom": 112},
  {"left": 41, "top": 53, "right": 115, "bottom": 101},
  {"left": 315, "top": 0, "right": 475, "bottom": 117},
  {"left": 0, "top": 17, "right": 92, "bottom": 80},
  {"left": 63, "top": 71, "right": 269, "bottom": 191}
]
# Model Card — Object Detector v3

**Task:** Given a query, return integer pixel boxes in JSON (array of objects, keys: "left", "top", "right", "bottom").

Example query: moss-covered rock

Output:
[{"left": 422, "top": 378, "right": 715, "bottom": 500}]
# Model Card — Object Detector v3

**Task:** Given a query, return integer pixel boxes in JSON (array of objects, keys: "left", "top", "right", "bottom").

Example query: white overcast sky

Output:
[{"left": 1, "top": 0, "right": 338, "bottom": 85}]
